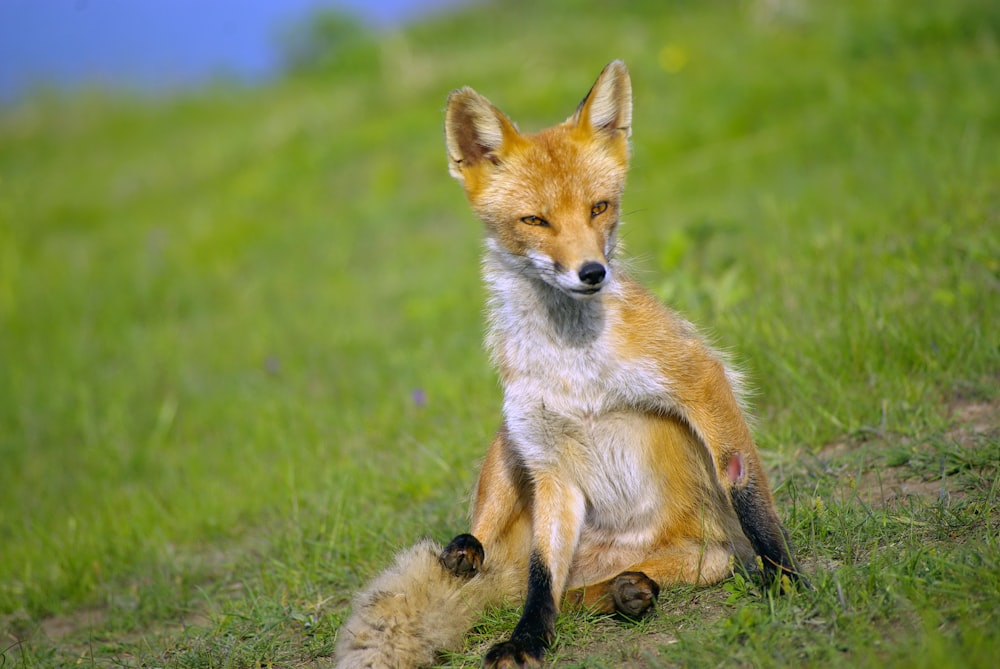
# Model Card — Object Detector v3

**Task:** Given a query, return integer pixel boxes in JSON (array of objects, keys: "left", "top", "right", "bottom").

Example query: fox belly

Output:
[{"left": 565, "top": 410, "right": 753, "bottom": 590}]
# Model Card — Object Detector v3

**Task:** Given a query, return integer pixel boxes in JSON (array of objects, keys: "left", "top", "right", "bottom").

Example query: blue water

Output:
[{"left": 0, "top": 0, "right": 462, "bottom": 102}]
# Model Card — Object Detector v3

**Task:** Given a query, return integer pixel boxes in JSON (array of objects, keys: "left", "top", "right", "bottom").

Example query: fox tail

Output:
[{"left": 333, "top": 539, "right": 508, "bottom": 669}]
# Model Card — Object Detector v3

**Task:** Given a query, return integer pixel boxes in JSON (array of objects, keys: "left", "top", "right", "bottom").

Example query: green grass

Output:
[{"left": 1, "top": 0, "right": 998, "bottom": 666}]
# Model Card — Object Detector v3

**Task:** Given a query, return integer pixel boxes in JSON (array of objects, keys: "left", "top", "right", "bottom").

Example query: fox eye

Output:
[
  {"left": 520, "top": 215, "right": 549, "bottom": 227},
  {"left": 591, "top": 201, "right": 609, "bottom": 217}
]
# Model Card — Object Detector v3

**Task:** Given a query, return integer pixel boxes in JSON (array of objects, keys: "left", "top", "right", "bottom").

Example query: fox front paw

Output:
[
  {"left": 439, "top": 533, "right": 484, "bottom": 578},
  {"left": 483, "top": 638, "right": 544, "bottom": 669},
  {"left": 611, "top": 571, "right": 660, "bottom": 621}
]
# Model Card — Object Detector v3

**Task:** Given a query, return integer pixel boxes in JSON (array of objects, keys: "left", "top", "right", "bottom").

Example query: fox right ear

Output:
[
  {"left": 445, "top": 87, "right": 520, "bottom": 181},
  {"left": 571, "top": 60, "right": 632, "bottom": 139}
]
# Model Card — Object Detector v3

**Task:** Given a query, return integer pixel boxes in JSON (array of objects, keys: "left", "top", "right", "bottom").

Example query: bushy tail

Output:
[{"left": 334, "top": 539, "right": 509, "bottom": 669}]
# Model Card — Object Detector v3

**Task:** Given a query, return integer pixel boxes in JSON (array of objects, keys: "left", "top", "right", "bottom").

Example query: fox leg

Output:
[
  {"left": 564, "top": 571, "right": 661, "bottom": 620},
  {"left": 670, "top": 354, "right": 804, "bottom": 585},
  {"left": 484, "top": 470, "right": 585, "bottom": 669},
  {"left": 441, "top": 428, "right": 531, "bottom": 590},
  {"left": 564, "top": 539, "right": 742, "bottom": 618}
]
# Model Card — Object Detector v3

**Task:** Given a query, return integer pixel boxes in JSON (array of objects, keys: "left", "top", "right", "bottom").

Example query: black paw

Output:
[
  {"left": 611, "top": 571, "right": 660, "bottom": 621},
  {"left": 439, "top": 533, "right": 484, "bottom": 578},
  {"left": 484, "top": 638, "right": 544, "bottom": 669},
  {"left": 762, "top": 527, "right": 811, "bottom": 592},
  {"left": 730, "top": 484, "right": 810, "bottom": 591}
]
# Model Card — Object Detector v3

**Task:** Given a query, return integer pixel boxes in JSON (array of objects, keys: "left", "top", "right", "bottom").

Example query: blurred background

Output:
[{"left": 0, "top": 0, "right": 465, "bottom": 102}]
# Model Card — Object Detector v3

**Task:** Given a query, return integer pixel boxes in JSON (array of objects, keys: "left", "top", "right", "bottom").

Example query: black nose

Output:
[{"left": 578, "top": 262, "right": 607, "bottom": 286}]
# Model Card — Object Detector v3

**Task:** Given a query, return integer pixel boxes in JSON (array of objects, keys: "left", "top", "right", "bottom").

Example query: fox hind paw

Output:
[
  {"left": 611, "top": 571, "right": 660, "bottom": 621},
  {"left": 439, "top": 533, "right": 484, "bottom": 578}
]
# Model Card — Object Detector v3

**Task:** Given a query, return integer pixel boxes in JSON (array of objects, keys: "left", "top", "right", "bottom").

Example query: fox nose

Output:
[{"left": 578, "top": 262, "right": 607, "bottom": 286}]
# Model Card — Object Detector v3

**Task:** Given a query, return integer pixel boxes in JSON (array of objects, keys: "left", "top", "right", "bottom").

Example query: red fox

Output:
[{"left": 334, "top": 61, "right": 804, "bottom": 669}]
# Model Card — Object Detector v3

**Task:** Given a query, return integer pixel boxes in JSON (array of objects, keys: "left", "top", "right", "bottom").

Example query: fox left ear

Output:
[
  {"left": 571, "top": 60, "right": 632, "bottom": 139},
  {"left": 445, "top": 86, "right": 522, "bottom": 182}
]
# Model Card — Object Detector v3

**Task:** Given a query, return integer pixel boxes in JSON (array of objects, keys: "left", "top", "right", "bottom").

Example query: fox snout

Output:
[
  {"left": 578, "top": 261, "right": 607, "bottom": 286},
  {"left": 544, "top": 256, "right": 609, "bottom": 298},
  {"left": 572, "top": 261, "right": 608, "bottom": 295}
]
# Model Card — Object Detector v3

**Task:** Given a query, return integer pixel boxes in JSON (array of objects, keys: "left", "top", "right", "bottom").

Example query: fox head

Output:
[{"left": 445, "top": 61, "right": 632, "bottom": 299}]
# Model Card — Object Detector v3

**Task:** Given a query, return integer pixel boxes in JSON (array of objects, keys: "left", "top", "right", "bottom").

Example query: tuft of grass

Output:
[{"left": 1, "top": 0, "right": 998, "bottom": 666}]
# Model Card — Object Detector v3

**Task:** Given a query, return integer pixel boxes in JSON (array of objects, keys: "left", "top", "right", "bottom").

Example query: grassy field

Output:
[{"left": 1, "top": 0, "right": 998, "bottom": 666}]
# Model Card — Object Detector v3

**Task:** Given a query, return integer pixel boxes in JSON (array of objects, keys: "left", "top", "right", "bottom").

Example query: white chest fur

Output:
[{"left": 485, "top": 256, "right": 667, "bottom": 535}]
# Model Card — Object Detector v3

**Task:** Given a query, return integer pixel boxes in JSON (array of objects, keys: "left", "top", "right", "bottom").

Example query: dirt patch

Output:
[
  {"left": 818, "top": 394, "right": 1000, "bottom": 507},
  {"left": 39, "top": 607, "right": 106, "bottom": 642},
  {"left": 946, "top": 399, "right": 1000, "bottom": 442},
  {"left": 1, "top": 608, "right": 104, "bottom": 669},
  {"left": 2, "top": 608, "right": 104, "bottom": 647},
  {"left": 560, "top": 630, "right": 680, "bottom": 668},
  {"left": 854, "top": 466, "right": 953, "bottom": 506}
]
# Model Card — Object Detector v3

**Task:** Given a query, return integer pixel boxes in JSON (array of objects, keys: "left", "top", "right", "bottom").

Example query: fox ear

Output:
[
  {"left": 572, "top": 60, "right": 632, "bottom": 138},
  {"left": 445, "top": 87, "right": 520, "bottom": 181}
]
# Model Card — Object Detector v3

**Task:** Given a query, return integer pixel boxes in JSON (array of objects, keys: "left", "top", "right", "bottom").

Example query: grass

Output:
[{"left": 1, "top": 0, "right": 998, "bottom": 666}]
